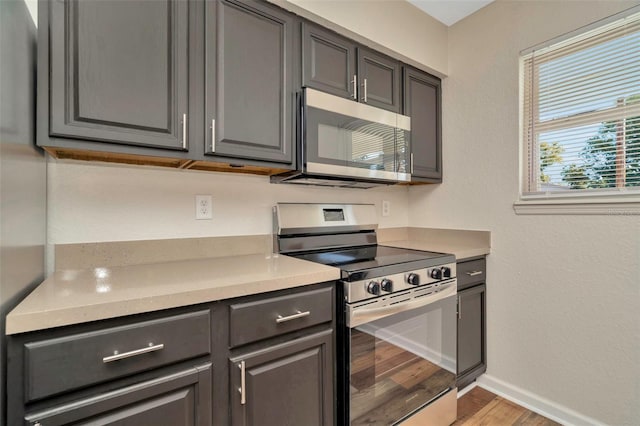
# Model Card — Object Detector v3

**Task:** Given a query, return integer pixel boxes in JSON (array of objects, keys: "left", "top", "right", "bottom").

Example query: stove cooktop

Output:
[{"left": 288, "top": 245, "right": 454, "bottom": 281}]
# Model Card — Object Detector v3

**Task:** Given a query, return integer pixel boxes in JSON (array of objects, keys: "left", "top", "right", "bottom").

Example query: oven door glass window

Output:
[{"left": 348, "top": 295, "right": 457, "bottom": 425}]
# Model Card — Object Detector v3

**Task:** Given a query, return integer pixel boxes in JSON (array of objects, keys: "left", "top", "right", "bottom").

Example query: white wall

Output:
[
  {"left": 48, "top": 160, "right": 409, "bottom": 244},
  {"left": 409, "top": 1, "right": 640, "bottom": 424},
  {"left": 24, "top": 0, "right": 36, "bottom": 25}
]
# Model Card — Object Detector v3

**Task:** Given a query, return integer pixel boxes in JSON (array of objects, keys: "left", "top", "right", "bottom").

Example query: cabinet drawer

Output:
[
  {"left": 229, "top": 286, "right": 333, "bottom": 348},
  {"left": 24, "top": 310, "right": 211, "bottom": 402},
  {"left": 25, "top": 364, "right": 212, "bottom": 426},
  {"left": 457, "top": 258, "right": 486, "bottom": 290}
]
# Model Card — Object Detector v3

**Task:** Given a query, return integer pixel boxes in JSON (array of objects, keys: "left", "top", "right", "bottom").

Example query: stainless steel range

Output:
[{"left": 274, "top": 203, "right": 458, "bottom": 426}]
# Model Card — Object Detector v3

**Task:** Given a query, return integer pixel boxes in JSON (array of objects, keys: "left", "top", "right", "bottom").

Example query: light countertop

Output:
[
  {"left": 381, "top": 240, "right": 489, "bottom": 260},
  {"left": 6, "top": 253, "right": 340, "bottom": 335},
  {"left": 8, "top": 227, "right": 490, "bottom": 335},
  {"left": 378, "top": 227, "right": 491, "bottom": 260}
]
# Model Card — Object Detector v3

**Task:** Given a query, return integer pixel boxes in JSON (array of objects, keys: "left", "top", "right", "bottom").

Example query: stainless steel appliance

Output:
[
  {"left": 270, "top": 88, "right": 411, "bottom": 188},
  {"left": 274, "top": 203, "right": 458, "bottom": 426}
]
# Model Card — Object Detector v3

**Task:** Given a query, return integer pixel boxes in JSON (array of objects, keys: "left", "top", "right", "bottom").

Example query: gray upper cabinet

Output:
[
  {"left": 45, "top": 0, "right": 191, "bottom": 151},
  {"left": 358, "top": 47, "right": 401, "bottom": 113},
  {"left": 38, "top": 0, "right": 442, "bottom": 180},
  {"left": 302, "top": 23, "right": 357, "bottom": 100},
  {"left": 205, "top": 0, "right": 296, "bottom": 166},
  {"left": 403, "top": 66, "right": 442, "bottom": 182},
  {"left": 301, "top": 25, "right": 401, "bottom": 113}
]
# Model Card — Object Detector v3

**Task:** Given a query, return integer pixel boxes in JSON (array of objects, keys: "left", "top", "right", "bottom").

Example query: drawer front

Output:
[
  {"left": 229, "top": 286, "right": 333, "bottom": 348},
  {"left": 25, "top": 310, "right": 211, "bottom": 402},
  {"left": 457, "top": 258, "right": 486, "bottom": 290}
]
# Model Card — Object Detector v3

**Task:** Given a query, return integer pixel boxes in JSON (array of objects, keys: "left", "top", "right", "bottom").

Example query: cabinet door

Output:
[
  {"left": 403, "top": 67, "right": 442, "bottom": 181},
  {"left": 205, "top": 0, "right": 295, "bottom": 165},
  {"left": 302, "top": 23, "right": 357, "bottom": 100},
  {"left": 357, "top": 48, "right": 401, "bottom": 113},
  {"left": 48, "top": 0, "right": 189, "bottom": 150},
  {"left": 24, "top": 364, "right": 212, "bottom": 426},
  {"left": 457, "top": 284, "right": 486, "bottom": 383},
  {"left": 230, "top": 330, "right": 334, "bottom": 426}
]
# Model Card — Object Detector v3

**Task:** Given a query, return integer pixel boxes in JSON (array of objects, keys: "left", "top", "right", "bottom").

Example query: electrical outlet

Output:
[
  {"left": 195, "top": 195, "right": 213, "bottom": 220},
  {"left": 382, "top": 200, "right": 391, "bottom": 217}
]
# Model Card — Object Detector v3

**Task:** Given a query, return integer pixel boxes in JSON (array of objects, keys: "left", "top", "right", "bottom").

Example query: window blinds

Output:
[{"left": 521, "top": 11, "right": 640, "bottom": 196}]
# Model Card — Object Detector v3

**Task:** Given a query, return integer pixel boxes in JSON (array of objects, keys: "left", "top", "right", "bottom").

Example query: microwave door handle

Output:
[
  {"left": 348, "top": 283, "right": 456, "bottom": 328},
  {"left": 362, "top": 78, "right": 368, "bottom": 103},
  {"left": 352, "top": 75, "right": 357, "bottom": 100}
]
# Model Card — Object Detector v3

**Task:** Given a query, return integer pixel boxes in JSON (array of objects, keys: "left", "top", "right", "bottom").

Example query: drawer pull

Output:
[
  {"left": 276, "top": 310, "right": 310, "bottom": 324},
  {"left": 466, "top": 270, "right": 483, "bottom": 277},
  {"left": 238, "top": 360, "right": 246, "bottom": 405},
  {"left": 102, "top": 343, "right": 164, "bottom": 363}
]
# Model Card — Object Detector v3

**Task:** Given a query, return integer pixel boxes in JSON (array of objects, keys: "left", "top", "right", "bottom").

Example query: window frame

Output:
[{"left": 515, "top": 6, "right": 640, "bottom": 215}]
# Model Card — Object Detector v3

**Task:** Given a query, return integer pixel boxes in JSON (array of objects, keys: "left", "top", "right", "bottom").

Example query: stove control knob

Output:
[
  {"left": 407, "top": 273, "right": 420, "bottom": 286},
  {"left": 430, "top": 268, "right": 443, "bottom": 280},
  {"left": 442, "top": 266, "right": 452, "bottom": 279},
  {"left": 366, "top": 281, "right": 381, "bottom": 296},
  {"left": 381, "top": 278, "right": 393, "bottom": 292}
]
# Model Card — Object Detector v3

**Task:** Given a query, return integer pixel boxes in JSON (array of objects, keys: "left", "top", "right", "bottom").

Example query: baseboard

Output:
[
  {"left": 457, "top": 382, "right": 477, "bottom": 398},
  {"left": 476, "top": 375, "right": 605, "bottom": 426}
]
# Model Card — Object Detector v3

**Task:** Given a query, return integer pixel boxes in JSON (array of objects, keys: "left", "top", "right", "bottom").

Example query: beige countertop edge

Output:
[
  {"left": 6, "top": 258, "right": 340, "bottom": 335},
  {"left": 8, "top": 230, "right": 491, "bottom": 335},
  {"left": 381, "top": 240, "right": 490, "bottom": 260}
]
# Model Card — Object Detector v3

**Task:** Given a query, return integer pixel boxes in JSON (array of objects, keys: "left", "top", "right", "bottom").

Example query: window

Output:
[{"left": 519, "top": 9, "right": 640, "bottom": 212}]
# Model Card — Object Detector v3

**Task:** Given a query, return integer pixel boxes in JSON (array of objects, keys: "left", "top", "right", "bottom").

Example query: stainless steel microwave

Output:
[{"left": 271, "top": 88, "right": 411, "bottom": 188}]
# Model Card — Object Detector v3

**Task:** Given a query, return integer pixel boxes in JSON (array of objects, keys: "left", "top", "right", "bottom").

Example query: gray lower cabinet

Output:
[
  {"left": 24, "top": 364, "right": 212, "bottom": 426},
  {"left": 204, "top": 0, "right": 296, "bottom": 166},
  {"left": 229, "top": 331, "right": 334, "bottom": 426},
  {"left": 7, "top": 283, "right": 336, "bottom": 426},
  {"left": 41, "top": 0, "right": 195, "bottom": 153},
  {"left": 456, "top": 258, "right": 487, "bottom": 389},
  {"left": 226, "top": 282, "right": 335, "bottom": 426},
  {"left": 403, "top": 66, "right": 442, "bottom": 182},
  {"left": 7, "top": 306, "right": 214, "bottom": 426}
]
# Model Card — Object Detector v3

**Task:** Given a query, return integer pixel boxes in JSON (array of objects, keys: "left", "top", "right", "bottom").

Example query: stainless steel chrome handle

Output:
[
  {"left": 352, "top": 75, "right": 357, "bottom": 100},
  {"left": 276, "top": 310, "right": 310, "bottom": 324},
  {"left": 238, "top": 361, "right": 246, "bottom": 405},
  {"left": 466, "top": 270, "right": 483, "bottom": 277},
  {"left": 211, "top": 118, "right": 216, "bottom": 152},
  {"left": 362, "top": 78, "right": 368, "bottom": 103},
  {"left": 348, "top": 282, "right": 456, "bottom": 328},
  {"left": 181, "top": 113, "right": 187, "bottom": 149},
  {"left": 458, "top": 295, "right": 462, "bottom": 320},
  {"left": 411, "top": 153, "right": 414, "bottom": 174},
  {"left": 305, "top": 88, "right": 410, "bottom": 131},
  {"left": 102, "top": 343, "right": 164, "bottom": 363}
]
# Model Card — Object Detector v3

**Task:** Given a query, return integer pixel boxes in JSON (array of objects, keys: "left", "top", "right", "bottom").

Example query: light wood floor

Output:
[{"left": 454, "top": 386, "right": 561, "bottom": 426}]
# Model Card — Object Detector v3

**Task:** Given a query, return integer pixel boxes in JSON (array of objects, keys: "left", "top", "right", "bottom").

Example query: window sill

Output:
[{"left": 513, "top": 196, "right": 640, "bottom": 215}]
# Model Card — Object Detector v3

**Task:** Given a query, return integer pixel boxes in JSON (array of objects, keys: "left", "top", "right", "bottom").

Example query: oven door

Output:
[
  {"left": 303, "top": 88, "right": 411, "bottom": 182},
  {"left": 345, "top": 283, "right": 457, "bottom": 426}
]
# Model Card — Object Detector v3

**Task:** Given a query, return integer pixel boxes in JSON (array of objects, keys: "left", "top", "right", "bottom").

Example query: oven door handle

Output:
[{"left": 347, "top": 283, "right": 456, "bottom": 328}]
